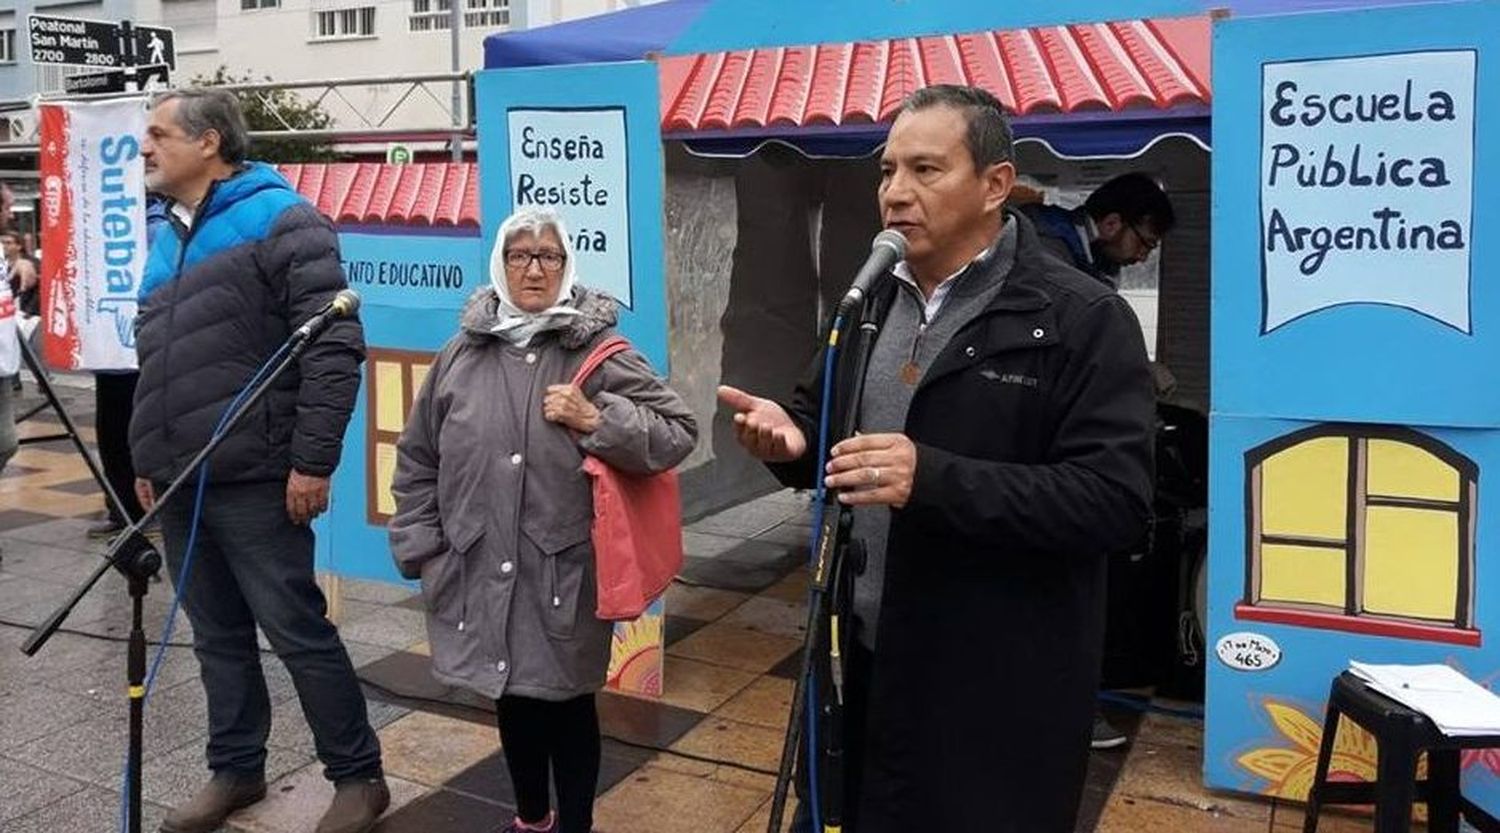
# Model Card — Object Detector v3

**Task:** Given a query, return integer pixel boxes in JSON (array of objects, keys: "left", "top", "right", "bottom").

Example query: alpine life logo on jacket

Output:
[{"left": 979, "top": 368, "right": 1039, "bottom": 388}]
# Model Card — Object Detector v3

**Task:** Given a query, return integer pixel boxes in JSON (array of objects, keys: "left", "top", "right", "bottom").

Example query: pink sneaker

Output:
[{"left": 501, "top": 811, "right": 555, "bottom": 833}]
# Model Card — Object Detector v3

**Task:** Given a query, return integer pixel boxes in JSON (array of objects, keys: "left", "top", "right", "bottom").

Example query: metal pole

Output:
[{"left": 449, "top": 0, "right": 462, "bottom": 162}]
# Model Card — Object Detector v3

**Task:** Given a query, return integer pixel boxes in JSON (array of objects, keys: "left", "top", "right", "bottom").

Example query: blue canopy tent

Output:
[
  {"left": 484, "top": 1, "right": 1206, "bottom": 158},
  {"left": 483, "top": 0, "right": 709, "bottom": 69},
  {"left": 483, "top": 0, "right": 1461, "bottom": 158}
]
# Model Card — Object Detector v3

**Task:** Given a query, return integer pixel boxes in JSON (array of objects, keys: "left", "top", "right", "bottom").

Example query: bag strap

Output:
[{"left": 570, "top": 335, "right": 632, "bottom": 388}]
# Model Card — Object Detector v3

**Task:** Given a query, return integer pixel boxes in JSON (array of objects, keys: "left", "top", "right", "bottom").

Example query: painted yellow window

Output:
[
  {"left": 1362, "top": 506, "right": 1458, "bottom": 621},
  {"left": 1260, "top": 436, "right": 1347, "bottom": 541},
  {"left": 1260, "top": 543, "right": 1345, "bottom": 608},
  {"left": 1245, "top": 427, "right": 1476, "bottom": 638},
  {"left": 1367, "top": 439, "right": 1459, "bottom": 503},
  {"left": 366, "top": 349, "right": 435, "bottom": 525}
]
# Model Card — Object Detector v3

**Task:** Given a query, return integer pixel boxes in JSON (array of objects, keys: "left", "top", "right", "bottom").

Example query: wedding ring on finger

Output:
[{"left": 867, "top": 466, "right": 882, "bottom": 486}]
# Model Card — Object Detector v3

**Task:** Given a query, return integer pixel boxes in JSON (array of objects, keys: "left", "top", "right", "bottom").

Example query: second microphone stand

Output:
[{"left": 21, "top": 320, "right": 337, "bottom": 833}]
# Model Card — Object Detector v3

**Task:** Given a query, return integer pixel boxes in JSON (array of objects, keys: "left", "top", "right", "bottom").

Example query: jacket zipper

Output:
[{"left": 159, "top": 192, "right": 210, "bottom": 444}]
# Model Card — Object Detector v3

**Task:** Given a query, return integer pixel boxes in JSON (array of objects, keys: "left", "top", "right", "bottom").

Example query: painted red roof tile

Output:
[
  {"left": 659, "top": 15, "right": 1211, "bottom": 132},
  {"left": 276, "top": 163, "right": 481, "bottom": 228}
]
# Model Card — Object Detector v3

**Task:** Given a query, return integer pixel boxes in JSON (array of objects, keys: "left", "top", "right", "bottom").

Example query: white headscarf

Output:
[{"left": 488, "top": 207, "right": 583, "bottom": 347}]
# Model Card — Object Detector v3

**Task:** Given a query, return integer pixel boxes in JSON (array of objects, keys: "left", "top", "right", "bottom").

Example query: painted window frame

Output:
[
  {"left": 365, "top": 348, "right": 434, "bottom": 526},
  {"left": 1238, "top": 424, "right": 1480, "bottom": 646}
]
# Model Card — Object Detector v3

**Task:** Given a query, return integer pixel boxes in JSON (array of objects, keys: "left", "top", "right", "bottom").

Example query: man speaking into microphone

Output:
[
  {"left": 130, "top": 89, "right": 387, "bottom": 833},
  {"left": 718, "top": 85, "right": 1154, "bottom": 831}
]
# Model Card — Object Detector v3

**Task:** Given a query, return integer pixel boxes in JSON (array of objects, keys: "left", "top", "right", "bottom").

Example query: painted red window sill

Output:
[{"left": 1235, "top": 604, "right": 1482, "bottom": 647}]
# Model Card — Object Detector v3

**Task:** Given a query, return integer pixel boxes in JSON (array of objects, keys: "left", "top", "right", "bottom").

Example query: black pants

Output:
[
  {"left": 95, "top": 371, "right": 143, "bottom": 522},
  {"left": 158, "top": 481, "right": 383, "bottom": 781},
  {"left": 496, "top": 693, "right": 600, "bottom": 833}
]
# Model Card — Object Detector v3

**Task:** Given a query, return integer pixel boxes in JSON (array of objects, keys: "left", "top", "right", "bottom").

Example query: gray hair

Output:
[
  {"left": 153, "top": 88, "right": 250, "bottom": 165},
  {"left": 900, "top": 84, "right": 1014, "bottom": 171},
  {"left": 501, "top": 207, "right": 571, "bottom": 248}
]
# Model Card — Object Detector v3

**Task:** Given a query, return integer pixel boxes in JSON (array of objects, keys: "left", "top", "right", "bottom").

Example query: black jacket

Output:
[
  {"left": 771, "top": 211, "right": 1155, "bottom": 832},
  {"left": 130, "top": 164, "right": 365, "bottom": 485}
]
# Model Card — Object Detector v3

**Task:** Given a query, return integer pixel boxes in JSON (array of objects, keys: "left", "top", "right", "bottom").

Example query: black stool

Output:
[{"left": 1304, "top": 671, "right": 1500, "bottom": 833}]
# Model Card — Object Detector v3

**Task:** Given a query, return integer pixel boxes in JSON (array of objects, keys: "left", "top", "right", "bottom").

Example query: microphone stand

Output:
[
  {"left": 21, "top": 324, "right": 331, "bottom": 833},
  {"left": 769, "top": 292, "right": 884, "bottom": 833}
]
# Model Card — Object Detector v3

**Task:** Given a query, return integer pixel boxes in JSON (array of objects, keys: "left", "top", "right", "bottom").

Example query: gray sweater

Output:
[{"left": 849, "top": 220, "right": 1019, "bottom": 649}]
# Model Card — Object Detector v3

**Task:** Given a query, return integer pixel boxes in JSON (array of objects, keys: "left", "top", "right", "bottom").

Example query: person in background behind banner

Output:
[
  {"left": 87, "top": 196, "right": 166, "bottom": 539},
  {"left": 1, "top": 258, "right": 18, "bottom": 475},
  {"left": 2, "top": 229, "right": 38, "bottom": 318},
  {"left": 1018, "top": 172, "right": 1176, "bottom": 290},
  {"left": 130, "top": 88, "right": 388, "bottom": 833},
  {"left": 389, "top": 207, "right": 697, "bottom": 833},
  {"left": 3, "top": 228, "right": 37, "bottom": 395},
  {"left": 719, "top": 85, "right": 1156, "bottom": 832}
]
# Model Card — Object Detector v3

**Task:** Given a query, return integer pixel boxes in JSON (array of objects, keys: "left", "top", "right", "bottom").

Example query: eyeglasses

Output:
[
  {"left": 504, "top": 249, "right": 567, "bottom": 272},
  {"left": 1129, "top": 222, "right": 1161, "bottom": 253}
]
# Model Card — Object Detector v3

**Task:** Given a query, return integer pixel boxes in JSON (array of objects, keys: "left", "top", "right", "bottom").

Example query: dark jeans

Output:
[
  {"left": 95, "top": 371, "right": 143, "bottom": 522},
  {"left": 496, "top": 693, "right": 600, "bottom": 833},
  {"left": 791, "top": 639, "right": 873, "bottom": 833},
  {"left": 158, "top": 480, "right": 382, "bottom": 782}
]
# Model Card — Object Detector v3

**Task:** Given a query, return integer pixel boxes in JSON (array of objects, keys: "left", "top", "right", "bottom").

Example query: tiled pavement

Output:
[{"left": 1, "top": 381, "right": 1388, "bottom": 832}]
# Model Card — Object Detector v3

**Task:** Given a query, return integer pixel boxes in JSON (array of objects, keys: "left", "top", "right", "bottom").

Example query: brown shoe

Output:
[
  {"left": 159, "top": 772, "right": 267, "bottom": 833},
  {"left": 315, "top": 777, "right": 391, "bottom": 833}
]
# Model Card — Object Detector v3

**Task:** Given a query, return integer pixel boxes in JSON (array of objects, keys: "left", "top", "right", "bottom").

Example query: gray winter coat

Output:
[{"left": 388, "top": 286, "right": 697, "bottom": 701}]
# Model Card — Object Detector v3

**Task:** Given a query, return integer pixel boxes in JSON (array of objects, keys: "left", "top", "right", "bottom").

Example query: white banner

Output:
[
  {"left": 507, "top": 108, "right": 633, "bottom": 307},
  {"left": 1260, "top": 51, "right": 1476, "bottom": 333},
  {"left": 38, "top": 97, "right": 149, "bottom": 370}
]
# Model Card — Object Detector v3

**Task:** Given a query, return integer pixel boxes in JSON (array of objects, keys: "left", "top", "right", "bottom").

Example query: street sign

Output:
[
  {"left": 28, "top": 15, "right": 175, "bottom": 70},
  {"left": 132, "top": 26, "right": 175, "bottom": 71},
  {"left": 63, "top": 64, "right": 171, "bottom": 96},
  {"left": 28, "top": 14, "right": 126, "bottom": 68}
]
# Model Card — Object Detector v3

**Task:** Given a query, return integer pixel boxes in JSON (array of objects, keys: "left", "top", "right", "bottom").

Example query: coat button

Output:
[
  {"left": 500, "top": 561, "right": 514, "bottom": 574},
  {"left": 964, "top": 346, "right": 976, "bottom": 357},
  {"left": 525, "top": 352, "right": 537, "bottom": 364},
  {"left": 1032, "top": 328, "right": 1045, "bottom": 339},
  {"left": 510, "top": 453, "right": 523, "bottom": 465},
  {"left": 496, "top": 660, "right": 508, "bottom": 673}
]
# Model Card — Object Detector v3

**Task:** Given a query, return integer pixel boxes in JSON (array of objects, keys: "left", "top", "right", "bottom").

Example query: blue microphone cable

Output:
[
  {"left": 119, "top": 339, "right": 292, "bottom": 833},
  {"left": 801, "top": 313, "right": 846, "bottom": 833}
]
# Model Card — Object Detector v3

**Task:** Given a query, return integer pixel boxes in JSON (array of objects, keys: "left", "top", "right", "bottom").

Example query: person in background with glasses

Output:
[
  {"left": 1019, "top": 172, "right": 1175, "bottom": 290},
  {"left": 1020, "top": 171, "right": 1175, "bottom": 751},
  {"left": 388, "top": 207, "right": 697, "bottom": 833}
]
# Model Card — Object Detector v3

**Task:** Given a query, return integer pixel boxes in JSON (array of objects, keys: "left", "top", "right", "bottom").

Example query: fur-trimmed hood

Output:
[{"left": 458, "top": 284, "right": 618, "bottom": 350}]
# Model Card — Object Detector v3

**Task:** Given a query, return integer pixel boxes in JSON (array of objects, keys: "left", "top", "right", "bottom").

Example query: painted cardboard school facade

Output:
[
  {"left": 302, "top": 0, "right": 1500, "bottom": 780},
  {"left": 1208, "top": 0, "right": 1500, "bottom": 811}
]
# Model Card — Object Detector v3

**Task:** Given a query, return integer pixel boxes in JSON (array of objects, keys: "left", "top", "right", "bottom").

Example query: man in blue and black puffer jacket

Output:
[{"left": 130, "top": 88, "right": 388, "bottom": 833}]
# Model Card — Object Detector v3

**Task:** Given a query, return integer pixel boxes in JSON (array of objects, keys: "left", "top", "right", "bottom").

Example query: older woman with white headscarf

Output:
[{"left": 389, "top": 207, "right": 697, "bottom": 833}]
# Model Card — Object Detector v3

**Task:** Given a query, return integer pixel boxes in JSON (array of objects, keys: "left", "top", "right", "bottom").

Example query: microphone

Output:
[
  {"left": 293, "top": 289, "right": 361, "bottom": 343},
  {"left": 836, "top": 229, "right": 907, "bottom": 316}
]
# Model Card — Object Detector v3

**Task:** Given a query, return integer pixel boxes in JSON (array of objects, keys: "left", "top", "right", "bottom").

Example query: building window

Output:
[
  {"left": 0, "top": 28, "right": 16, "bottom": 64},
  {"left": 313, "top": 6, "right": 376, "bottom": 39},
  {"left": 1238, "top": 425, "right": 1479, "bottom": 645},
  {"left": 241, "top": 0, "right": 280, "bottom": 9},
  {"left": 464, "top": 0, "right": 509, "bottom": 28},
  {"left": 409, "top": 0, "right": 453, "bottom": 31},
  {"left": 366, "top": 349, "right": 434, "bottom": 525}
]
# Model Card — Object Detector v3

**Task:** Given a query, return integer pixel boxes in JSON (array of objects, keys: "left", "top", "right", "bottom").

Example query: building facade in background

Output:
[{"left": 1, "top": 0, "right": 660, "bottom": 131}]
